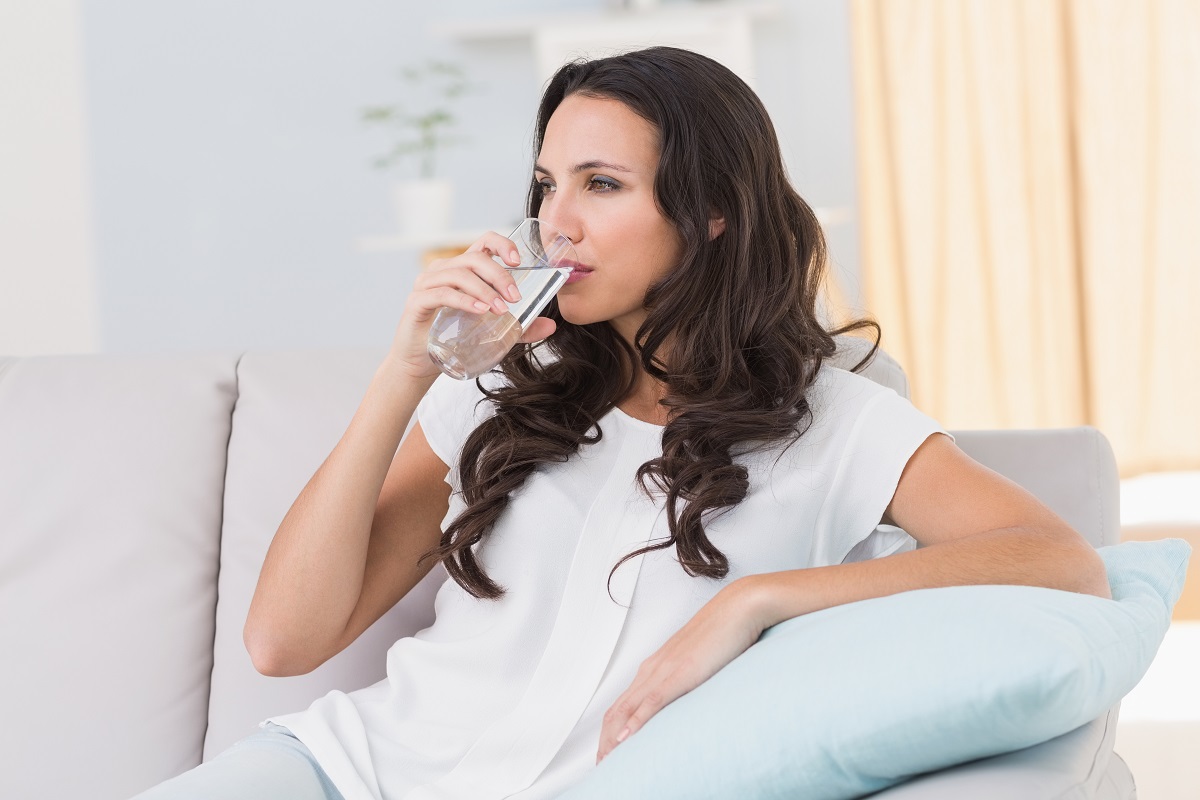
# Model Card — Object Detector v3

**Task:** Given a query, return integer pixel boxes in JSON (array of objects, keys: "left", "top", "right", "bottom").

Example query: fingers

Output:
[
  {"left": 391, "top": 230, "right": 537, "bottom": 374},
  {"left": 404, "top": 285, "right": 493, "bottom": 322},
  {"left": 466, "top": 230, "right": 523, "bottom": 268},
  {"left": 415, "top": 263, "right": 512, "bottom": 314},
  {"left": 407, "top": 230, "right": 562, "bottom": 345},
  {"left": 597, "top": 669, "right": 663, "bottom": 763},
  {"left": 597, "top": 703, "right": 639, "bottom": 763},
  {"left": 419, "top": 247, "right": 522, "bottom": 317}
]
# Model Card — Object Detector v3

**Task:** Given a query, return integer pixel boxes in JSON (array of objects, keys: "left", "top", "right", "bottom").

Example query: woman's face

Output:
[{"left": 534, "top": 93, "right": 684, "bottom": 345}]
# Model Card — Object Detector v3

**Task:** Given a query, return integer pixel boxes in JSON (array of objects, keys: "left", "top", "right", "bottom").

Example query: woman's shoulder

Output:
[
  {"left": 783, "top": 359, "right": 927, "bottom": 452},
  {"left": 807, "top": 360, "right": 899, "bottom": 419}
]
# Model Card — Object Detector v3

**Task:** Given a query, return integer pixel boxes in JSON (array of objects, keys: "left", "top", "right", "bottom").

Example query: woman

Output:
[{"left": 134, "top": 46, "right": 1109, "bottom": 800}]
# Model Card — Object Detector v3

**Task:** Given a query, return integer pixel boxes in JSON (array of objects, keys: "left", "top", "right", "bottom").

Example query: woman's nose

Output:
[{"left": 538, "top": 198, "right": 582, "bottom": 246}]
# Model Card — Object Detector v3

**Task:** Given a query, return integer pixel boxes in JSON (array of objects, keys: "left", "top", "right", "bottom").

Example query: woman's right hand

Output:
[{"left": 385, "top": 231, "right": 559, "bottom": 381}]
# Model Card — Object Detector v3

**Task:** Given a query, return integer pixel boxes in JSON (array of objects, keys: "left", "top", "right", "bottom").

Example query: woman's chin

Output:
[{"left": 555, "top": 302, "right": 592, "bottom": 327}]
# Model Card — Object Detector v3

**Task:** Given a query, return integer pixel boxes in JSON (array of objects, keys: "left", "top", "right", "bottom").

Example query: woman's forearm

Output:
[
  {"left": 737, "top": 526, "right": 1111, "bottom": 633},
  {"left": 243, "top": 358, "right": 435, "bottom": 674}
]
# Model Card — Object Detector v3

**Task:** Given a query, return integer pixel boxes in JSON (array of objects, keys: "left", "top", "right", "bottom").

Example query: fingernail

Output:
[
  {"left": 510, "top": 249, "right": 520, "bottom": 264},
  {"left": 492, "top": 298, "right": 508, "bottom": 313},
  {"left": 616, "top": 727, "right": 630, "bottom": 743},
  {"left": 507, "top": 285, "right": 521, "bottom": 301},
  {"left": 473, "top": 301, "right": 490, "bottom": 312}
]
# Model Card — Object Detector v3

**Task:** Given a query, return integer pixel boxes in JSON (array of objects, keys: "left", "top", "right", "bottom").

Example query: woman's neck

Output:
[
  {"left": 617, "top": 374, "right": 672, "bottom": 426},
  {"left": 611, "top": 321, "right": 675, "bottom": 425}
]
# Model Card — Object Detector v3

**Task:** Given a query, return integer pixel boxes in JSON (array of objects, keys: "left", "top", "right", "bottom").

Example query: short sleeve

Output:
[
  {"left": 415, "top": 373, "right": 498, "bottom": 487},
  {"left": 813, "top": 387, "right": 955, "bottom": 567}
]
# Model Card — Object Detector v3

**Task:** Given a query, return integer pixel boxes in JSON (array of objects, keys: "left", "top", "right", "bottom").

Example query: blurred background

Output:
[{"left": 1, "top": 0, "right": 1197, "bottom": 795}]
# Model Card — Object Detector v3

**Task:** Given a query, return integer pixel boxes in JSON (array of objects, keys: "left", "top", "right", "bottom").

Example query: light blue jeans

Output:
[{"left": 130, "top": 723, "right": 345, "bottom": 800}]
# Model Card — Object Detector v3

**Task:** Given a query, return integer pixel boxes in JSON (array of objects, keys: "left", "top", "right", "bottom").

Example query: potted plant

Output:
[{"left": 362, "top": 59, "right": 479, "bottom": 238}]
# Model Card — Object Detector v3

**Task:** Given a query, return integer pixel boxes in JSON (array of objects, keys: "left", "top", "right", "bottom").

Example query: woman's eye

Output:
[{"left": 535, "top": 177, "right": 617, "bottom": 195}]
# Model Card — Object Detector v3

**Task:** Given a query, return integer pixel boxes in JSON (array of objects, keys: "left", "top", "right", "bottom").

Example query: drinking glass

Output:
[{"left": 426, "top": 218, "right": 578, "bottom": 380}]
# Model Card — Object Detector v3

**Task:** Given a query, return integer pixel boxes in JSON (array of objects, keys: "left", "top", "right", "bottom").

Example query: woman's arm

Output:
[
  {"left": 243, "top": 358, "right": 443, "bottom": 677},
  {"left": 243, "top": 228, "right": 543, "bottom": 677},
  {"left": 740, "top": 432, "right": 1112, "bottom": 630},
  {"left": 596, "top": 433, "right": 1112, "bottom": 762}
]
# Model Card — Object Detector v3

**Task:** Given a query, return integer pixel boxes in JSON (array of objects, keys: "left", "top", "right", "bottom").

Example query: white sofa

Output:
[{"left": 0, "top": 342, "right": 1137, "bottom": 799}]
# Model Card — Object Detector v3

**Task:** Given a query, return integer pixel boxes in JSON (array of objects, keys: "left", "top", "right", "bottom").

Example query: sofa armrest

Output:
[
  {"left": 870, "top": 426, "right": 1131, "bottom": 799},
  {"left": 867, "top": 703, "right": 1132, "bottom": 800}
]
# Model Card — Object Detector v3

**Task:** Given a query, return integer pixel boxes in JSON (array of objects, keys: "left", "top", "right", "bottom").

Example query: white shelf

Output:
[
  {"left": 427, "top": 1, "right": 783, "bottom": 42},
  {"left": 357, "top": 230, "right": 493, "bottom": 253},
  {"left": 429, "top": 0, "right": 782, "bottom": 91}
]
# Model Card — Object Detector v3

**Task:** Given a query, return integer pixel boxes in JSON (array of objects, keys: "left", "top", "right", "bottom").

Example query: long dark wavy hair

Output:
[{"left": 419, "top": 46, "right": 880, "bottom": 599}]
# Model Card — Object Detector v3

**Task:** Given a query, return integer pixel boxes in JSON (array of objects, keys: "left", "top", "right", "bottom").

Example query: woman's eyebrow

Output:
[{"left": 533, "top": 160, "right": 635, "bottom": 177}]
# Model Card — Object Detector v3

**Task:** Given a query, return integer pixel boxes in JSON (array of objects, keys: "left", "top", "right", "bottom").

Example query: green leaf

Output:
[
  {"left": 361, "top": 106, "right": 397, "bottom": 122},
  {"left": 360, "top": 58, "right": 483, "bottom": 172}
]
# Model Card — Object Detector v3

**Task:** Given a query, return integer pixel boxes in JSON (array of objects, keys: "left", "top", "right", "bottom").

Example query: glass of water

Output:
[{"left": 426, "top": 218, "right": 578, "bottom": 380}]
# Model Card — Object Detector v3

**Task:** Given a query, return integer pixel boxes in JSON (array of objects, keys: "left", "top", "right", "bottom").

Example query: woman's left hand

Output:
[{"left": 596, "top": 580, "right": 767, "bottom": 764}]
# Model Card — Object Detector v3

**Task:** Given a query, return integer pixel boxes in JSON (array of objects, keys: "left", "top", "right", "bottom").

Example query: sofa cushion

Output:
[
  {"left": 559, "top": 538, "right": 1190, "bottom": 800},
  {"left": 0, "top": 353, "right": 238, "bottom": 800}
]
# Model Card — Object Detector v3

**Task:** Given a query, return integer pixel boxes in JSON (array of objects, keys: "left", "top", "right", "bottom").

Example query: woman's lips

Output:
[{"left": 561, "top": 260, "right": 594, "bottom": 284}]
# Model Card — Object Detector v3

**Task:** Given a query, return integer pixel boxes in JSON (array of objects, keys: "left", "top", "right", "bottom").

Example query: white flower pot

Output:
[{"left": 393, "top": 179, "right": 454, "bottom": 237}]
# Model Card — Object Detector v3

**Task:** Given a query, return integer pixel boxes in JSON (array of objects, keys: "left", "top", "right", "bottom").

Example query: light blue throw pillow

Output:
[{"left": 561, "top": 539, "right": 1191, "bottom": 800}]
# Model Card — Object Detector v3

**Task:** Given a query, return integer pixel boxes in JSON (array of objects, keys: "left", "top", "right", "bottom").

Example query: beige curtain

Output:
[{"left": 847, "top": 0, "right": 1200, "bottom": 477}]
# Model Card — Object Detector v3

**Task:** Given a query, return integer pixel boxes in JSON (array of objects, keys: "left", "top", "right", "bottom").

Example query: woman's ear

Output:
[{"left": 708, "top": 212, "right": 726, "bottom": 241}]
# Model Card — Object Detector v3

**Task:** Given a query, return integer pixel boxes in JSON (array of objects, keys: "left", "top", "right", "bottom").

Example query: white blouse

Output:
[{"left": 264, "top": 362, "right": 951, "bottom": 800}]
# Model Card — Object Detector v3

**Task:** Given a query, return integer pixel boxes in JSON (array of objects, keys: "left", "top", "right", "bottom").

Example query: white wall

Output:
[
  {"left": 2, "top": 0, "right": 862, "bottom": 355},
  {"left": 0, "top": 0, "right": 100, "bottom": 356}
]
